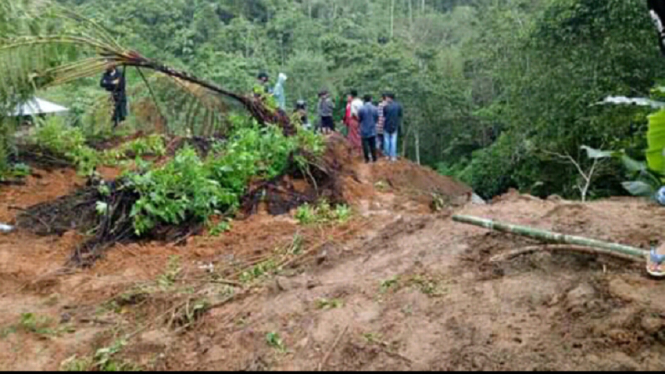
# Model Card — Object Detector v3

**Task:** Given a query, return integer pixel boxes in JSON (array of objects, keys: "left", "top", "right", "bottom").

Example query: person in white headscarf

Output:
[{"left": 273, "top": 73, "right": 288, "bottom": 111}]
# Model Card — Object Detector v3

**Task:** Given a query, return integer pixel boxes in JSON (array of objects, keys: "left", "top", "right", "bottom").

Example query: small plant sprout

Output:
[{"left": 266, "top": 331, "right": 287, "bottom": 352}]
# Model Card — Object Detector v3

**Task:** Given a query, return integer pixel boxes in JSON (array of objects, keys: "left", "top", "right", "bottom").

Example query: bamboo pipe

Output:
[{"left": 452, "top": 215, "right": 647, "bottom": 260}]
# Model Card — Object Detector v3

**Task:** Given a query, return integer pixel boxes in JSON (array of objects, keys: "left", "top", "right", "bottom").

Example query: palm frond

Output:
[{"left": 0, "top": 3, "right": 294, "bottom": 135}]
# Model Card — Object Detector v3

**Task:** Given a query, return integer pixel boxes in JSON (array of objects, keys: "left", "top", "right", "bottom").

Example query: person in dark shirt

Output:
[
  {"left": 295, "top": 100, "right": 311, "bottom": 130},
  {"left": 318, "top": 90, "right": 335, "bottom": 134},
  {"left": 358, "top": 94, "right": 379, "bottom": 163},
  {"left": 255, "top": 72, "right": 273, "bottom": 97},
  {"left": 382, "top": 92, "right": 403, "bottom": 162},
  {"left": 100, "top": 65, "right": 127, "bottom": 128}
]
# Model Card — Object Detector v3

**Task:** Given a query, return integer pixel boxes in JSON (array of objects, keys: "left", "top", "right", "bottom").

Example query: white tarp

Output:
[{"left": 9, "top": 97, "right": 69, "bottom": 117}]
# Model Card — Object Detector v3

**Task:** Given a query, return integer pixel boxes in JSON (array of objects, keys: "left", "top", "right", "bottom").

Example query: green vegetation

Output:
[
  {"left": 239, "top": 259, "right": 279, "bottom": 284},
  {"left": 127, "top": 122, "right": 319, "bottom": 236},
  {"left": 31, "top": 117, "right": 166, "bottom": 176},
  {"left": 0, "top": 312, "right": 75, "bottom": 339},
  {"left": 295, "top": 200, "right": 352, "bottom": 225},
  {"left": 157, "top": 256, "right": 182, "bottom": 289},
  {"left": 61, "top": 339, "right": 142, "bottom": 372},
  {"left": 266, "top": 331, "right": 287, "bottom": 352},
  {"left": 379, "top": 276, "right": 400, "bottom": 294},
  {"left": 315, "top": 298, "right": 344, "bottom": 310}
]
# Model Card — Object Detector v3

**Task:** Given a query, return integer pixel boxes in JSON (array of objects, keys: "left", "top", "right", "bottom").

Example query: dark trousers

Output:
[
  {"left": 362, "top": 136, "right": 377, "bottom": 163},
  {"left": 112, "top": 96, "right": 127, "bottom": 128}
]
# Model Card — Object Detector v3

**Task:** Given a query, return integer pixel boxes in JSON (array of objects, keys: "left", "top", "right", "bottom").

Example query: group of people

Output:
[
  {"left": 318, "top": 90, "right": 402, "bottom": 163},
  {"left": 99, "top": 68, "right": 403, "bottom": 166}
]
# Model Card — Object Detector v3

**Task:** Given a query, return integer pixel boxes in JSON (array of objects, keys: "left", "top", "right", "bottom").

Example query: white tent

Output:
[{"left": 9, "top": 97, "right": 69, "bottom": 117}]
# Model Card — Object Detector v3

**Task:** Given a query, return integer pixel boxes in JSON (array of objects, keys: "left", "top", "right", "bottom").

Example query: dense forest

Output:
[{"left": 4, "top": 0, "right": 665, "bottom": 200}]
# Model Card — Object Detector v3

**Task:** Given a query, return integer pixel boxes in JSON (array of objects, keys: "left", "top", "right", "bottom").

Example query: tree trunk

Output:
[
  {"left": 452, "top": 215, "right": 647, "bottom": 259},
  {"left": 402, "top": 123, "right": 411, "bottom": 158},
  {"left": 390, "top": 0, "right": 395, "bottom": 40},
  {"left": 125, "top": 55, "right": 294, "bottom": 135},
  {"left": 415, "top": 130, "right": 420, "bottom": 165}
]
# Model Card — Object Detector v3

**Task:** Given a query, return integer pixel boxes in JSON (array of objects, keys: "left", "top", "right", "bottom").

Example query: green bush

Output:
[
  {"left": 129, "top": 146, "right": 236, "bottom": 235},
  {"left": 465, "top": 133, "right": 523, "bottom": 200},
  {"left": 128, "top": 123, "right": 321, "bottom": 236}
]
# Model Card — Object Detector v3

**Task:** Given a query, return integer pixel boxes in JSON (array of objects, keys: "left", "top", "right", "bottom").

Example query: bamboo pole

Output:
[{"left": 452, "top": 215, "right": 647, "bottom": 259}]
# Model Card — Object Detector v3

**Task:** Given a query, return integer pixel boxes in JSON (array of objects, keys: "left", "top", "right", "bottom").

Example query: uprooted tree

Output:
[
  {"left": 0, "top": 2, "right": 294, "bottom": 137},
  {"left": 0, "top": 2, "right": 342, "bottom": 267}
]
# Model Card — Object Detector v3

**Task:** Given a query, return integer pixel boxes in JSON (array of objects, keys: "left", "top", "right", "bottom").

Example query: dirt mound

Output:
[
  {"left": 6, "top": 139, "right": 665, "bottom": 371},
  {"left": 241, "top": 134, "right": 353, "bottom": 215},
  {"left": 371, "top": 160, "right": 471, "bottom": 198}
]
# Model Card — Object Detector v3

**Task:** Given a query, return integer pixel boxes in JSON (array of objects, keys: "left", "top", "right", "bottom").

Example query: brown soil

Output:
[{"left": 1, "top": 136, "right": 665, "bottom": 371}]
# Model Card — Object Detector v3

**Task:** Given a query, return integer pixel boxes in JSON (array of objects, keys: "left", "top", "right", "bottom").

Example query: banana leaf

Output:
[{"left": 647, "top": 108, "right": 665, "bottom": 177}]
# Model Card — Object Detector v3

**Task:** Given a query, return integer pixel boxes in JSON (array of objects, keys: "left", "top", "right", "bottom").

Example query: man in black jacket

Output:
[
  {"left": 100, "top": 65, "right": 127, "bottom": 128},
  {"left": 382, "top": 92, "right": 403, "bottom": 162}
]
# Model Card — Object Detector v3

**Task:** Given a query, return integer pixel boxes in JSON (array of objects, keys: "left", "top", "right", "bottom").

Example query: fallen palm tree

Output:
[
  {"left": 0, "top": 4, "right": 294, "bottom": 136},
  {"left": 0, "top": 5, "right": 320, "bottom": 267},
  {"left": 452, "top": 215, "right": 647, "bottom": 262}
]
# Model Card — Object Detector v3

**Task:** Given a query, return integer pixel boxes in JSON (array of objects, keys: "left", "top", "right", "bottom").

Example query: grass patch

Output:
[
  {"left": 407, "top": 274, "right": 447, "bottom": 297},
  {"left": 239, "top": 259, "right": 279, "bottom": 284},
  {"left": 362, "top": 332, "right": 383, "bottom": 344},
  {"left": 295, "top": 200, "right": 352, "bottom": 226},
  {"left": 379, "top": 276, "right": 401, "bottom": 294},
  {"left": 315, "top": 298, "right": 344, "bottom": 310},
  {"left": 61, "top": 339, "right": 142, "bottom": 372},
  {"left": 19, "top": 313, "right": 57, "bottom": 335}
]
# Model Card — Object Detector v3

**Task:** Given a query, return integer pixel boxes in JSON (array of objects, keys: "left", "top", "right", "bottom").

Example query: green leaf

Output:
[
  {"left": 647, "top": 108, "right": 665, "bottom": 175},
  {"left": 95, "top": 201, "right": 108, "bottom": 216},
  {"left": 621, "top": 181, "right": 656, "bottom": 197},
  {"left": 620, "top": 155, "right": 647, "bottom": 173}
]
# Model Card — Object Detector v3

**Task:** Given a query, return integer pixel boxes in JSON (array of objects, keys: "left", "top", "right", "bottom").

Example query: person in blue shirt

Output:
[{"left": 358, "top": 94, "right": 379, "bottom": 163}]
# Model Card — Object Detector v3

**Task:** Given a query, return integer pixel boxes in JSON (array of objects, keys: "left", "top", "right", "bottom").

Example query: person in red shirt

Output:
[{"left": 343, "top": 90, "right": 362, "bottom": 150}]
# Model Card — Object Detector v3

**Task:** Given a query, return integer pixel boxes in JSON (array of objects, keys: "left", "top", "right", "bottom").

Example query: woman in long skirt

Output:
[{"left": 344, "top": 91, "right": 362, "bottom": 150}]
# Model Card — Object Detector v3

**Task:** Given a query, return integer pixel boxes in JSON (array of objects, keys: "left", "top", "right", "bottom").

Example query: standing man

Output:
[
  {"left": 358, "top": 94, "right": 379, "bottom": 163},
  {"left": 100, "top": 64, "right": 127, "bottom": 128},
  {"left": 383, "top": 92, "right": 403, "bottom": 162},
  {"left": 318, "top": 90, "right": 335, "bottom": 134},
  {"left": 376, "top": 93, "right": 387, "bottom": 153}
]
